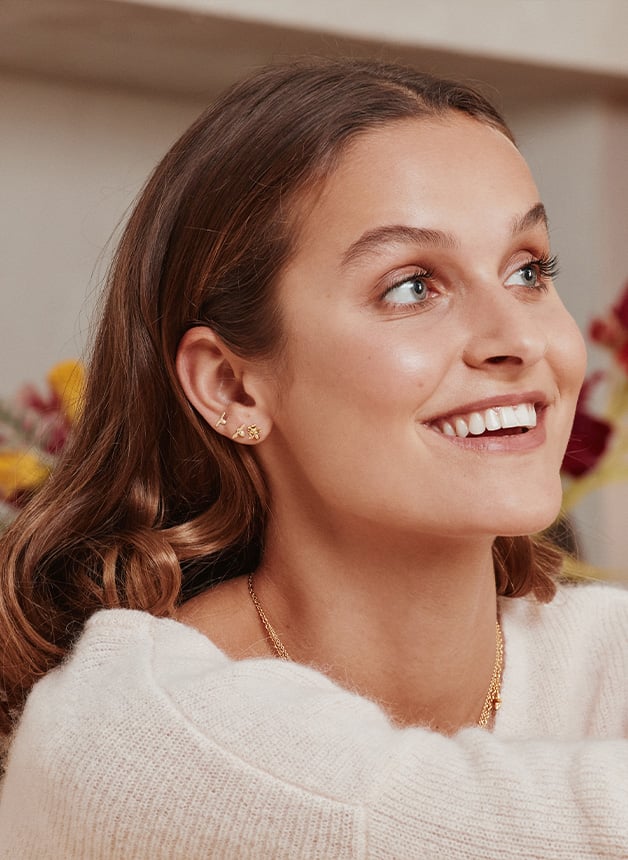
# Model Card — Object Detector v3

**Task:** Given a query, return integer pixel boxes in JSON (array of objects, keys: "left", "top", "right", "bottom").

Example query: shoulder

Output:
[
  {"left": 22, "top": 606, "right": 368, "bottom": 744},
  {"left": 7, "top": 606, "right": 393, "bottom": 794},
  {"left": 497, "top": 582, "right": 628, "bottom": 737},
  {"left": 501, "top": 579, "right": 628, "bottom": 645},
  {"left": 0, "top": 608, "right": 389, "bottom": 856}
]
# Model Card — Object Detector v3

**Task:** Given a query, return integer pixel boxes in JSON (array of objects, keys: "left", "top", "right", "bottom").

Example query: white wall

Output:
[
  {"left": 511, "top": 99, "right": 628, "bottom": 572},
  {"left": 513, "top": 100, "right": 607, "bottom": 327},
  {"left": 0, "top": 72, "right": 204, "bottom": 389}
]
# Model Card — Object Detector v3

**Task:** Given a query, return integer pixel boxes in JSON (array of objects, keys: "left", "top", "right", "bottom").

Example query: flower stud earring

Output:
[{"left": 247, "top": 425, "right": 261, "bottom": 441}]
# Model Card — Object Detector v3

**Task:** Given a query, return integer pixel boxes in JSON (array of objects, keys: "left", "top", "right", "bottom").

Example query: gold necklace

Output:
[
  {"left": 477, "top": 619, "right": 503, "bottom": 728},
  {"left": 247, "top": 573, "right": 504, "bottom": 729},
  {"left": 248, "top": 573, "right": 292, "bottom": 661}
]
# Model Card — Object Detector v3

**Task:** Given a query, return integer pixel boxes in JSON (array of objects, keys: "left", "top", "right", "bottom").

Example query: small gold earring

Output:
[
  {"left": 215, "top": 412, "right": 227, "bottom": 427},
  {"left": 247, "top": 425, "right": 261, "bottom": 441},
  {"left": 231, "top": 424, "right": 246, "bottom": 439}
]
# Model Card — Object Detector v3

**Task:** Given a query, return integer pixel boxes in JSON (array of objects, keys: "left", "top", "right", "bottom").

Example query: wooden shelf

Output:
[{"left": 2, "top": 0, "right": 628, "bottom": 103}]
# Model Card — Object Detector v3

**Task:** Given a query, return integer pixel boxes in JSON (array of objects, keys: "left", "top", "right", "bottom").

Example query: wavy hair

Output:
[{"left": 0, "top": 57, "right": 562, "bottom": 733}]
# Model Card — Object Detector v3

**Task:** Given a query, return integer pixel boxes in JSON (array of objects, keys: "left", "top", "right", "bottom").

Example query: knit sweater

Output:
[{"left": 0, "top": 583, "right": 626, "bottom": 859}]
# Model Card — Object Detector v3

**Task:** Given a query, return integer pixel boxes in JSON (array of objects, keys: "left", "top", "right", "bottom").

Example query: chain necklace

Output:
[
  {"left": 477, "top": 619, "right": 503, "bottom": 728},
  {"left": 247, "top": 573, "right": 292, "bottom": 661},
  {"left": 247, "top": 572, "right": 504, "bottom": 729}
]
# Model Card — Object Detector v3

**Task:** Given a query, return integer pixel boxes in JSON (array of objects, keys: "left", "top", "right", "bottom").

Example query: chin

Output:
[
  {"left": 482, "top": 487, "right": 564, "bottom": 538},
  {"left": 495, "top": 513, "right": 563, "bottom": 539}
]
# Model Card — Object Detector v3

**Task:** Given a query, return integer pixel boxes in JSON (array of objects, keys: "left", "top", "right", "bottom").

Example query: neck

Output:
[{"left": 253, "top": 519, "right": 500, "bottom": 733}]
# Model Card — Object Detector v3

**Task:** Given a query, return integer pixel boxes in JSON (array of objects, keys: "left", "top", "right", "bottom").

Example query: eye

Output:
[
  {"left": 510, "top": 265, "right": 539, "bottom": 288},
  {"left": 505, "top": 255, "right": 558, "bottom": 291},
  {"left": 383, "top": 273, "right": 432, "bottom": 306}
]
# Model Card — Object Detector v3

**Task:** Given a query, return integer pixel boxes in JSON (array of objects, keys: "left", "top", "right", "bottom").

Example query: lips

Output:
[{"left": 433, "top": 402, "right": 537, "bottom": 438}]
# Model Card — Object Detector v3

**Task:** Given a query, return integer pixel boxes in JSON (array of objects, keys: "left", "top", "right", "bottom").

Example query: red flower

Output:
[
  {"left": 17, "top": 383, "right": 60, "bottom": 416},
  {"left": 617, "top": 342, "right": 628, "bottom": 375},
  {"left": 589, "top": 282, "right": 628, "bottom": 369},
  {"left": 562, "top": 374, "right": 612, "bottom": 477},
  {"left": 612, "top": 281, "right": 628, "bottom": 328},
  {"left": 588, "top": 315, "right": 626, "bottom": 350}
]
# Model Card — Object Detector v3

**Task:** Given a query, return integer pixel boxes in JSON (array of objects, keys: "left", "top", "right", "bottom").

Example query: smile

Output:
[{"left": 431, "top": 402, "right": 537, "bottom": 438}]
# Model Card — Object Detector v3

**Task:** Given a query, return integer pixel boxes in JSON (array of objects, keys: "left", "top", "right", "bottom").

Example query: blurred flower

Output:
[
  {"left": 561, "top": 374, "right": 612, "bottom": 478},
  {"left": 0, "top": 360, "right": 84, "bottom": 530},
  {"left": 612, "top": 282, "right": 628, "bottom": 328},
  {"left": 0, "top": 451, "right": 51, "bottom": 497},
  {"left": 589, "top": 280, "right": 628, "bottom": 354},
  {"left": 48, "top": 359, "right": 85, "bottom": 423},
  {"left": 562, "top": 280, "right": 628, "bottom": 513}
]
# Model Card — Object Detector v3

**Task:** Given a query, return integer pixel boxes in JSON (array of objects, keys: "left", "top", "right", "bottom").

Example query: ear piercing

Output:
[{"left": 219, "top": 418, "right": 262, "bottom": 442}]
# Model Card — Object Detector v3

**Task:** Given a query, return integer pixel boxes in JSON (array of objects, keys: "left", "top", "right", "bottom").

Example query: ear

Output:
[{"left": 176, "top": 326, "right": 272, "bottom": 445}]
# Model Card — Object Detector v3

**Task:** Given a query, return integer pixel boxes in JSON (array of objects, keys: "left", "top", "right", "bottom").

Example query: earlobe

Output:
[{"left": 175, "top": 326, "right": 271, "bottom": 444}]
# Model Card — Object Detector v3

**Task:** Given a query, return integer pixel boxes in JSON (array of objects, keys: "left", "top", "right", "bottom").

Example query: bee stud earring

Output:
[{"left": 231, "top": 425, "right": 246, "bottom": 440}]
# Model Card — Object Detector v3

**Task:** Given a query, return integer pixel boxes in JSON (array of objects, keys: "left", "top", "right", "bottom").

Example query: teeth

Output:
[
  {"left": 499, "top": 405, "right": 518, "bottom": 428},
  {"left": 517, "top": 403, "right": 537, "bottom": 427},
  {"left": 468, "top": 412, "right": 485, "bottom": 435},
  {"left": 433, "top": 402, "right": 538, "bottom": 439},
  {"left": 485, "top": 408, "right": 501, "bottom": 431},
  {"left": 454, "top": 417, "right": 469, "bottom": 438}
]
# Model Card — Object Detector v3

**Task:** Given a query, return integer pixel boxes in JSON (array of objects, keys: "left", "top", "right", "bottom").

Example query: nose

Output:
[{"left": 461, "top": 288, "right": 548, "bottom": 370}]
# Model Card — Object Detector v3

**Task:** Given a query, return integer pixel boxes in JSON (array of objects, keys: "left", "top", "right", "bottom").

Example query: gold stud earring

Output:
[
  {"left": 215, "top": 412, "right": 227, "bottom": 427},
  {"left": 247, "top": 425, "right": 261, "bottom": 441},
  {"left": 231, "top": 424, "right": 246, "bottom": 439}
]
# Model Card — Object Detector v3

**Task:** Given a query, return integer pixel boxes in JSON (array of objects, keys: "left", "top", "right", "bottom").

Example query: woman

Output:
[{"left": 0, "top": 58, "right": 626, "bottom": 858}]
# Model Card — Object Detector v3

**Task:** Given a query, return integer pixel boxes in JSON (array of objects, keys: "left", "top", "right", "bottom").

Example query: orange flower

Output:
[
  {"left": 0, "top": 451, "right": 50, "bottom": 499},
  {"left": 47, "top": 360, "right": 85, "bottom": 423}
]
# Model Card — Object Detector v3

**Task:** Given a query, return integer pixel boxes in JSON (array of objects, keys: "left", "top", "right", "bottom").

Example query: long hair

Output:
[{"left": 0, "top": 58, "right": 561, "bottom": 732}]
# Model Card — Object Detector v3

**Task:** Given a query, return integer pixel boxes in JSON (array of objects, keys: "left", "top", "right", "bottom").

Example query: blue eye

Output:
[
  {"left": 383, "top": 274, "right": 430, "bottom": 305},
  {"left": 507, "top": 265, "right": 540, "bottom": 288},
  {"left": 520, "top": 266, "right": 538, "bottom": 286},
  {"left": 505, "top": 255, "right": 558, "bottom": 290}
]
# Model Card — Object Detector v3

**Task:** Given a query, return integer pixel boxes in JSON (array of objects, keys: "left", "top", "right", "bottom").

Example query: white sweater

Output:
[{"left": 0, "top": 583, "right": 627, "bottom": 859}]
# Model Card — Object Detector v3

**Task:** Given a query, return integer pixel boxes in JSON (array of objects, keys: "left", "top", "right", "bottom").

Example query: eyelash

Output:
[
  {"left": 382, "top": 268, "right": 436, "bottom": 309},
  {"left": 381, "top": 253, "right": 560, "bottom": 311},
  {"left": 524, "top": 253, "right": 559, "bottom": 286}
]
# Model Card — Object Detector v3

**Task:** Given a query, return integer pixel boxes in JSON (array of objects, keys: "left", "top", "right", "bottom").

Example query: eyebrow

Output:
[
  {"left": 340, "top": 203, "right": 549, "bottom": 269},
  {"left": 510, "top": 202, "right": 549, "bottom": 235},
  {"left": 341, "top": 225, "right": 457, "bottom": 268}
]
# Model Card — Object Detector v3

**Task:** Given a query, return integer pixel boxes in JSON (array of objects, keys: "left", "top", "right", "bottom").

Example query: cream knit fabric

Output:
[{"left": 0, "top": 582, "right": 626, "bottom": 858}]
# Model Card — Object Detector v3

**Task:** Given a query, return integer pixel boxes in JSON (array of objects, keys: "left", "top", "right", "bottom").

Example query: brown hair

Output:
[{"left": 0, "top": 57, "right": 561, "bottom": 732}]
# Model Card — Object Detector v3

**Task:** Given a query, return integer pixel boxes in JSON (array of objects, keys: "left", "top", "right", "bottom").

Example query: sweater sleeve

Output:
[
  {"left": 0, "top": 607, "right": 626, "bottom": 859},
  {"left": 367, "top": 727, "right": 627, "bottom": 858}
]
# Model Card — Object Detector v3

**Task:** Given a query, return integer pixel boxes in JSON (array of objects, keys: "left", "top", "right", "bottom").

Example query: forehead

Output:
[{"left": 289, "top": 115, "right": 541, "bottom": 263}]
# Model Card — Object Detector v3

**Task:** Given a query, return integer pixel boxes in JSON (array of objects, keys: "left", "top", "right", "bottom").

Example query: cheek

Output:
[
  {"left": 315, "top": 328, "right": 447, "bottom": 415},
  {"left": 278, "top": 287, "right": 454, "bottom": 426}
]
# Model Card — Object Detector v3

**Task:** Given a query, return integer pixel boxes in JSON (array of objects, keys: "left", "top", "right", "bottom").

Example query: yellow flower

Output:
[
  {"left": 0, "top": 451, "right": 50, "bottom": 498},
  {"left": 47, "top": 360, "right": 85, "bottom": 422}
]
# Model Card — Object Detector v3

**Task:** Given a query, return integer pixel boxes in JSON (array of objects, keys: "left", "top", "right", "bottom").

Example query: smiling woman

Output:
[{"left": 0, "top": 58, "right": 626, "bottom": 859}]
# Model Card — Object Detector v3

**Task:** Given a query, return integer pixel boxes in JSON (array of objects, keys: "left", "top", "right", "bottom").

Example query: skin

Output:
[{"left": 176, "top": 115, "right": 587, "bottom": 733}]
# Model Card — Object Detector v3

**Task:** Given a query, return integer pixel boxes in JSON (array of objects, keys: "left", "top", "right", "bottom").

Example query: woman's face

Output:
[{"left": 260, "top": 115, "right": 586, "bottom": 541}]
